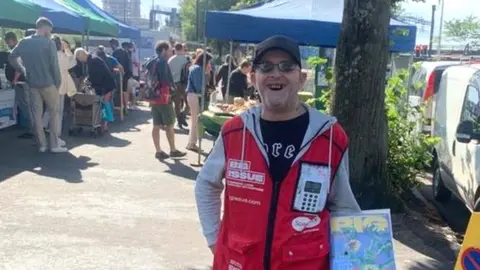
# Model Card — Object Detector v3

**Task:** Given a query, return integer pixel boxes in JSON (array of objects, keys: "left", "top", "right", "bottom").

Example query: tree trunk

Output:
[{"left": 332, "top": 0, "right": 395, "bottom": 210}]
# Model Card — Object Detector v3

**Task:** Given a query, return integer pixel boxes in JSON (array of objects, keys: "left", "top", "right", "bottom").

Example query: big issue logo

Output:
[{"left": 226, "top": 159, "right": 265, "bottom": 184}]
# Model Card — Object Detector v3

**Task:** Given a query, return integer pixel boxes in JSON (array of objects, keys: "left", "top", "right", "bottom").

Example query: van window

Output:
[{"left": 460, "top": 85, "right": 480, "bottom": 133}]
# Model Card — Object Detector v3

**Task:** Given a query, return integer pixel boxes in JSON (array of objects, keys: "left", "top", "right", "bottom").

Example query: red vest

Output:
[{"left": 213, "top": 116, "right": 349, "bottom": 270}]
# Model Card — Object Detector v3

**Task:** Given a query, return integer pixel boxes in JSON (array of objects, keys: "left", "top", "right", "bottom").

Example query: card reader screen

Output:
[{"left": 304, "top": 181, "right": 322, "bottom": 193}]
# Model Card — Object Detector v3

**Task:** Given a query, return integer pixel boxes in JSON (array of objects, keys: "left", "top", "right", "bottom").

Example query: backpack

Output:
[
  {"left": 144, "top": 58, "right": 171, "bottom": 104},
  {"left": 180, "top": 58, "right": 192, "bottom": 85}
]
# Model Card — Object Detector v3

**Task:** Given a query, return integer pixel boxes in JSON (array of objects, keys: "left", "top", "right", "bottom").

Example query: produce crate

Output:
[{"left": 199, "top": 110, "right": 234, "bottom": 138}]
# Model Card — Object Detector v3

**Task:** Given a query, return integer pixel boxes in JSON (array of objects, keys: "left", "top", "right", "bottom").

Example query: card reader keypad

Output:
[{"left": 300, "top": 193, "right": 319, "bottom": 212}]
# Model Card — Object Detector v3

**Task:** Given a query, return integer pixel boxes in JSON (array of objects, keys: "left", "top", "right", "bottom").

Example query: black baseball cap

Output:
[{"left": 253, "top": 35, "right": 301, "bottom": 68}]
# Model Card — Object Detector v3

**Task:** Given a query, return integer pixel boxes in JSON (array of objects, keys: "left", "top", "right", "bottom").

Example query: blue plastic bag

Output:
[{"left": 101, "top": 101, "right": 115, "bottom": 122}]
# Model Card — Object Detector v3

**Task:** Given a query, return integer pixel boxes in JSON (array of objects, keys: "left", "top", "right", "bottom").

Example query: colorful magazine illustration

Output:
[{"left": 330, "top": 209, "right": 396, "bottom": 270}]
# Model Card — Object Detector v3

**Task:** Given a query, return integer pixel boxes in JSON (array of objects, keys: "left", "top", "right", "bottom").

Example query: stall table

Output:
[{"left": 0, "top": 89, "right": 16, "bottom": 129}]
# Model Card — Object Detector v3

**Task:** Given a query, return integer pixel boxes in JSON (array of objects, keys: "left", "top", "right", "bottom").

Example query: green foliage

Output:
[
  {"left": 231, "top": 0, "right": 261, "bottom": 10},
  {"left": 444, "top": 15, "right": 480, "bottom": 46},
  {"left": 307, "top": 60, "right": 438, "bottom": 195},
  {"left": 385, "top": 69, "right": 439, "bottom": 194},
  {"left": 0, "top": 28, "right": 25, "bottom": 50},
  {"left": 307, "top": 57, "right": 327, "bottom": 67},
  {"left": 179, "top": 0, "right": 262, "bottom": 41},
  {"left": 306, "top": 56, "right": 333, "bottom": 113}
]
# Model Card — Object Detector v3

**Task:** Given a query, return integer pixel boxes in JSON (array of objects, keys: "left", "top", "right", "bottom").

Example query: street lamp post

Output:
[
  {"left": 437, "top": 0, "right": 445, "bottom": 58},
  {"left": 123, "top": 0, "right": 127, "bottom": 23},
  {"left": 429, "top": 5, "right": 436, "bottom": 57},
  {"left": 196, "top": 0, "right": 200, "bottom": 41}
]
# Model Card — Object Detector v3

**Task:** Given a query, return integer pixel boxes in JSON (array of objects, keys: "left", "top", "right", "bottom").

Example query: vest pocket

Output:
[
  {"left": 280, "top": 241, "right": 329, "bottom": 269},
  {"left": 223, "top": 236, "right": 261, "bottom": 270}
]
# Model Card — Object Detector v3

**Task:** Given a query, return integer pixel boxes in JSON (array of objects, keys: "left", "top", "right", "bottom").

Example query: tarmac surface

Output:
[{"left": 0, "top": 106, "right": 459, "bottom": 269}]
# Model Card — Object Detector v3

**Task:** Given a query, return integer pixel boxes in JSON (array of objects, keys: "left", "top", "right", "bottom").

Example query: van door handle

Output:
[{"left": 452, "top": 141, "right": 456, "bottom": 156}]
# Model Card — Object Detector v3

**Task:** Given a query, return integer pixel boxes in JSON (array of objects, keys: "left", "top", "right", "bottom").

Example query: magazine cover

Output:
[{"left": 330, "top": 209, "right": 396, "bottom": 270}]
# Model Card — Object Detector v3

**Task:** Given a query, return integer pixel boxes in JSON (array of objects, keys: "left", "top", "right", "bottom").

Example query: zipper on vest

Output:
[{"left": 263, "top": 180, "right": 281, "bottom": 270}]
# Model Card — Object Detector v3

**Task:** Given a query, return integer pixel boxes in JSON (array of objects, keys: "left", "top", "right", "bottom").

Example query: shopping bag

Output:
[{"left": 101, "top": 101, "right": 115, "bottom": 122}]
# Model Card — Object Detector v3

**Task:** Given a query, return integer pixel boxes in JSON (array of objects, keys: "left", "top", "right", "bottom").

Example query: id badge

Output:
[{"left": 293, "top": 163, "right": 331, "bottom": 213}]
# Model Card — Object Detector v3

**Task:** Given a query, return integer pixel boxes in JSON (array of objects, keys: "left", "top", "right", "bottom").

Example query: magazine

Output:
[{"left": 330, "top": 209, "right": 396, "bottom": 270}]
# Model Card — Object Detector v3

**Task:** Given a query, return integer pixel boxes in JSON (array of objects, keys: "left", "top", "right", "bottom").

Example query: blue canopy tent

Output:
[
  {"left": 73, "top": 0, "right": 141, "bottom": 39},
  {"left": 205, "top": 0, "right": 417, "bottom": 52},
  {"left": 34, "top": 0, "right": 87, "bottom": 34}
]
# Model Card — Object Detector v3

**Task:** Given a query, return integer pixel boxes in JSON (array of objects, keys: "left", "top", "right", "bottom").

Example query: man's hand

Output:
[{"left": 209, "top": 244, "right": 216, "bottom": 254}]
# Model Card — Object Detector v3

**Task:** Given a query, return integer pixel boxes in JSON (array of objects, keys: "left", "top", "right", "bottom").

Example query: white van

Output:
[
  {"left": 408, "top": 61, "right": 460, "bottom": 134},
  {"left": 432, "top": 64, "right": 480, "bottom": 211}
]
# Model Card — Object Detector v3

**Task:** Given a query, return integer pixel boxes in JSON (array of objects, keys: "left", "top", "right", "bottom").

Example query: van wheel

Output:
[{"left": 432, "top": 160, "right": 451, "bottom": 203}]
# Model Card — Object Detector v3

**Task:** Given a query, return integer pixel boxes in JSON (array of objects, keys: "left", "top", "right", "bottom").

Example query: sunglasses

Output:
[{"left": 254, "top": 61, "right": 298, "bottom": 73}]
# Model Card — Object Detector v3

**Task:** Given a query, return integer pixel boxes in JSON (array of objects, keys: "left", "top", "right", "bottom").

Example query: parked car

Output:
[
  {"left": 432, "top": 64, "right": 480, "bottom": 211},
  {"left": 408, "top": 61, "right": 461, "bottom": 134}
]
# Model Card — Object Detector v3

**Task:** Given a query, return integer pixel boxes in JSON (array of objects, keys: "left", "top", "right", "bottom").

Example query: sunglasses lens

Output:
[
  {"left": 257, "top": 62, "right": 274, "bottom": 73},
  {"left": 278, "top": 61, "right": 296, "bottom": 72}
]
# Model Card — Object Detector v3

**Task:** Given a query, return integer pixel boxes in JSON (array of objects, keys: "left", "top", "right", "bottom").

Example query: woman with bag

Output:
[
  {"left": 74, "top": 48, "right": 116, "bottom": 132},
  {"left": 185, "top": 52, "right": 212, "bottom": 152}
]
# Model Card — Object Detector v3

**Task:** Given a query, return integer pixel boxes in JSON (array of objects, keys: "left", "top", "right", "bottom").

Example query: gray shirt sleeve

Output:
[
  {"left": 327, "top": 149, "right": 362, "bottom": 213},
  {"left": 49, "top": 41, "right": 61, "bottom": 89},
  {"left": 194, "top": 135, "right": 226, "bottom": 247},
  {"left": 8, "top": 40, "right": 26, "bottom": 75}
]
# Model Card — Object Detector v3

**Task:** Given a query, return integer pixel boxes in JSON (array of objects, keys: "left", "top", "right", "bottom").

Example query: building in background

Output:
[{"left": 102, "top": 0, "right": 146, "bottom": 27}]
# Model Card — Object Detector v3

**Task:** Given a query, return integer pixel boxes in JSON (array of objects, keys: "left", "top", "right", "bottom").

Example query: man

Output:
[
  {"left": 110, "top": 39, "right": 132, "bottom": 111},
  {"left": 145, "top": 41, "right": 186, "bottom": 160},
  {"left": 168, "top": 43, "right": 190, "bottom": 129},
  {"left": 227, "top": 60, "right": 251, "bottom": 103},
  {"left": 4, "top": 32, "right": 33, "bottom": 139},
  {"left": 195, "top": 35, "right": 360, "bottom": 269},
  {"left": 74, "top": 48, "right": 116, "bottom": 97},
  {"left": 9, "top": 17, "right": 65, "bottom": 153},
  {"left": 215, "top": 54, "right": 236, "bottom": 99}
]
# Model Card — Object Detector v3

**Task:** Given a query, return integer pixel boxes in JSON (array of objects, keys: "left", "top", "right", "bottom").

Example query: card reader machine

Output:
[{"left": 293, "top": 163, "right": 330, "bottom": 213}]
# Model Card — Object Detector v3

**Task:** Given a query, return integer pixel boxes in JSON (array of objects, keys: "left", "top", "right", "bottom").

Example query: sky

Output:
[
  {"left": 89, "top": 0, "right": 477, "bottom": 45},
  {"left": 402, "top": 0, "right": 480, "bottom": 44}
]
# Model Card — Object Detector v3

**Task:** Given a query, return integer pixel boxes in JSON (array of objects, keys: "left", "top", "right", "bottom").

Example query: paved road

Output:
[
  {"left": 417, "top": 175, "right": 472, "bottom": 235},
  {"left": 0, "top": 107, "right": 458, "bottom": 269}
]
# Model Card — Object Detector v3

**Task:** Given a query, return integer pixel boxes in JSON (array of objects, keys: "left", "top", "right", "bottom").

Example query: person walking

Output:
[
  {"left": 195, "top": 35, "right": 361, "bottom": 269},
  {"left": 4, "top": 32, "right": 34, "bottom": 139},
  {"left": 144, "top": 41, "right": 186, "bottom": 160},
  {"left": 168, "top": 43, "right": 190, "bottom": 129},
  {"left": 9, "top": 17, "right": 65, "bottom": 153},
  {"left": 185, "top": 52, "right": 212, "bottom": 153},
  {"left": 43, "top": 36, "right": 77, "bottom": 143}
]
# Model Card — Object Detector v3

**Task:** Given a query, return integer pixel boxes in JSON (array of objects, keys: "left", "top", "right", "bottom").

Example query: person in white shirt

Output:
[
  {"left": 131, "top": 42, "right": 141, "bottom": 81},
  {"left": 43, "top": 36, "right": 76, "bottom": 146},
  {"left": 168, "top": 43, "right": 190, "bottom": 129},
  {"left": 127, "top": 77, "right": 140, "bottom": 110}
]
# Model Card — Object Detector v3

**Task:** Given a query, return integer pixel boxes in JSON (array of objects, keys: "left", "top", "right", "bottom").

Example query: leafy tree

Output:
[
  {"left": 231, "top": 0, "right": 262, "bottom": 10},
  {"left": 332, "top": 0, "right": 422, "bottom": 210},
  {"left": 444, "top": 15, "right": 480, "bottom": 46},
  {"left": 179, "top": 0, "right": 261, "bottom": 42}
]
